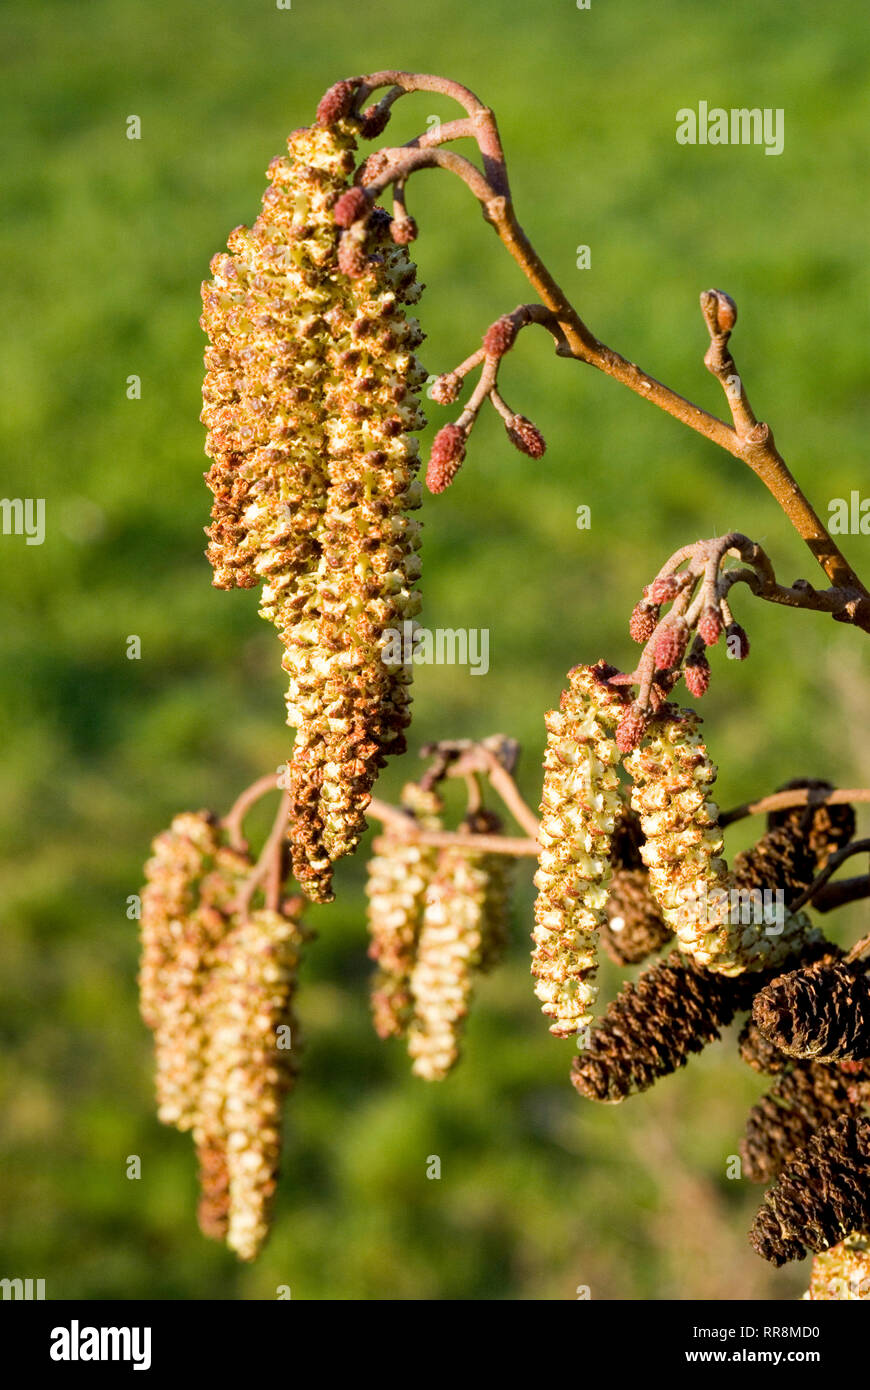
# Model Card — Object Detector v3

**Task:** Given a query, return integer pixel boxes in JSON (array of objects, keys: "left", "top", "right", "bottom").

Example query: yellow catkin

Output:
[
  {"left": 532, "top": 664, "right": 625, "bottom": 1037},
  {"left": 408, "top": 817, "right": 513, "bottom": 1080},
  {"left": 624, "top": 707, "right": 817, "bottom": 974},
  {"left": 201, "top": 118, "right": 426, "bottom": 903},
  {"left": 806, "top": 1233, "right": 870, "bottom": 1300}
]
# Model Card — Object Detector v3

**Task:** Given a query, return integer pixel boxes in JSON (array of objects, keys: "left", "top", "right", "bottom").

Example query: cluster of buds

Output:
[
  {"left": 140, "top": 812, "right": 309, "bottom": 1261},
  {"left": 532, "top": 663, "right": 627, "bottom": 1037},
  {"left": 201, "top": 106, "right": 427, "bottom": 902},
  {"left": 619, "top": 535, "right": 760, "bottom": 750},
  {"left": 407, "top": 810, "right": 513, "bottom": 1080},
  {"left": 425, "top": 309, "right": 547, "bottom": 494}
]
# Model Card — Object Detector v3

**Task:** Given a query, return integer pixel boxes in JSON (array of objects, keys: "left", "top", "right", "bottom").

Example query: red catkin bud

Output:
[
  {"left": 726, "top": 622, "right": 751, "bottom": 660},
  {"left": 697, "top": 605, "right": 722, "bottom": 646},
  {"left": 317, "top": 80, "right": 357, "bottom": 127},
  {"left": 431, "top": 373, "right": 462, "bottom": 405},
  {"left": 389, "top": 216, "right": 418, "bottom": 245},
  {"left": 426, "top": 424, "right": 467, "bottom": 493},
  {"left": 684, "top": 653, "right": 711, "bottom": 698},
  {"left": 360, "top": 104, "right": 391, "bottom": 139},
  {"left": 506, "top": 416, "right": 546, "bottom": 459},
  {"left": 629, "top": 602, "right": 659, "bottom": 643},
  {"left": 653, "top": 617, "right": 689, "bottom": 671},
  {"left": 647, "top": 574, "right": 680, "bottom": 605},
  {"left": 483, "top": 315, "right": 518, "bottom": 357},
  {"left": 333, "top": 187, "right": 369, "bottom": 228},
  {"left": 616, "top": 703, "right": 648, "bottom": 754}
]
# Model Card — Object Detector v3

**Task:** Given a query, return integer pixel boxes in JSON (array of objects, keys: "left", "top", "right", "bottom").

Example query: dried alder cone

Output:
[
  {"left": 740, "top": 1054, "right": 870, "bottom": 1185},
  {"left": 753, "top": 956, "right": 870, "bottom": 1062},
  {"left": 140, "top": 812, "right": 309, "bottom": 1261},
  {"left": 201, "top": 110, "right": 426, "bottom": 903},
  {"left": 750, "top": 1115, "right": 870, "bottom": 1267}
]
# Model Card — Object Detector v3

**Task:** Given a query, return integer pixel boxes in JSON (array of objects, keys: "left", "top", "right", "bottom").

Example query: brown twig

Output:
[
  {"left": 785, "top": 839, "right": 870, "bottom": 914},
  {"left": 721, "top": 788, "right": 870, "bottom": 827},
  {"left": 340, "top": 70, "right": 868, "bottom": 613},
  {"left": 221, "top": 771, "right": 281, "bottom": 851},
  {"left": 367, "top": 798, "right": 537, "bottom": 856}
]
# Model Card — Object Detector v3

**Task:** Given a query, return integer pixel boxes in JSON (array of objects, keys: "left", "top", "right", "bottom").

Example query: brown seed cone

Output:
[
  {"left": 739, "top": 1059, "right": 866, "bottom": 1184},
  {"left": 754, "top": 956, "right": 870, "bottom": 1062},
  {"left": 807, "top": 1233, "right": 870, "bottom": 1299},
  {"left": 600, "top": 868, "right": 672, "bottom": 966},
  {"left": 766, "top": 778, "right": 856, "bottom": 868},
  {"left": 737, "top": 1018, "right": 791, "bottom": 1076},
  {"left": 571, "top": 950, "right": 766, "bottom": 1104},
  {"left": 749, "top": 1114, "right": 870, "bottom": 1266},
  {"left": 731, "top": 824, "right": 818, "bottom": 904}
]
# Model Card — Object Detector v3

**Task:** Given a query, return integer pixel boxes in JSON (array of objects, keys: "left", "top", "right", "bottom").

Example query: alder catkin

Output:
[
  {"left": 807, "top": 1233, "right": 870, "bottom": 1300},
  {"left": 201, "top": 116, "right": 427, "bottom": 902},
  {"left": 408, "top": 814, "right": 512, "bottom": 1080},
  {"left": 532, "top": 663, "right": 626, "bottom": 1037},
  {"left": 624, "top": 707, "right": 818, "bottom": 974},
  {"left": 365, "top": 785, "right": 442, "bottom": 1039}
]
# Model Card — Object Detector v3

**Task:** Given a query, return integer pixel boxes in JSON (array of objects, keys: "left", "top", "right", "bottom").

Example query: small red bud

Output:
[
  {"left": 684, "top": 654, "right": 711, "bottom": 698},
  {"left": 653, "top": 618, "right": 689, "bottom": 671},
  {"left": 616, "top": 704, "right": 648, "bottom": 754},
  {"left": 708, "top": 288, "right": 737, "bottom": 334},
  {"left": 483, "top": 315, "right": 518, "bottom": 357},
  {"left": 629, "top": 602, "right": 659, "bottom": 643},
  {"left": 317, "top": 80, "right": 357, "bottom": 127},
  {"left": 648, "top": 574, "right": 680, "bottom": 604},
  {"left": 360, "top": 104, "right": 391, "bottom": 139},
  {"left": 725, "top": 622, "right": 750, "bottom": 660},
  {"left": 697, "top": 605, "right": 722, "bottom": 646},
  {"left": 426, "top": 425, "right": 467, "bottom": 493},
  {"left": 333, "top": 187, "right": 369, "bottom": 228},
  {"left": 506, "top": 416, "right": 546, "bottom": 459}
]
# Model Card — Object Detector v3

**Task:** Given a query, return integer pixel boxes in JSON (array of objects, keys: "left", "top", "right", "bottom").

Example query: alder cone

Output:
[
  {"left": 739, "top": 1060, "right": 865, "bottom": 1184},
  {"left": 753, "top": 956, "right": 870, "bottom": 1062},
  {"left": 600, "top": 867, "right": 671, "bottom": 966},
  {"left": 766, "top": 778, "right": 856, "bottom": 868},
  {"left": 750, "top": 1115, "right": 870, "bottom": 1266}
]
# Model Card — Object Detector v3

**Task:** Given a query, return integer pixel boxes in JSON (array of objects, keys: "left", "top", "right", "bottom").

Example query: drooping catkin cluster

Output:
[
  {"left": 532, "top": 663, "right": 627, "bottom": 1037},
  {"left": 807, "top": 1233, "right": 870, "bottom": 1299},
  {"left": 624, "top": 706, "right": 818, "bottom": 974},
  {"left": 365, "top": 784, "right": 442, "bottom": 1039},
  {"left": 202, "top": 114, "right": 426, "bottom": 903},
  {"left": 750, "top": 1115, "right": 870, "bottom": 1266},
  {"left": 407, "top": 811, "right": 514, "bottom": 1080},
  {"left": 140, "top": 814, "right": 308, "bottom": 1261}
]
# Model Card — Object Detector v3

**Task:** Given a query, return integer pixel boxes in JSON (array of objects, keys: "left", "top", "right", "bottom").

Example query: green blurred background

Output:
[{"left": 2, "top": 0, "right": 868, "bottom": 1300}]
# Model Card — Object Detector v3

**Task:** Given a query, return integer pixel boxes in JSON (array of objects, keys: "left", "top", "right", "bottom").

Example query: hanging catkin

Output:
[
  {"left": 807, "top": 1233, "right": 870, "bottom": 1300},
  {"left": 532, "top": 663, "right": 626, "bottom": 1037},
  {"left": 624, "top": 706, "right": 818, "bottom": 974},
  {"left": 202, "top": 113, "right": 426, "bottom": 903},
  {"left": 365, "top": 785, "right": 442, "bottom": 1039},
  {"left": 408, "top": 813, "right": 513, "bottom": 1080}
]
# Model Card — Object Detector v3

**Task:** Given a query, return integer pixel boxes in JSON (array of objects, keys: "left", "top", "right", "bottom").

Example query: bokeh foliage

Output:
[{"left": 1, "top": 0, "right": 868, "bottom": 1299}]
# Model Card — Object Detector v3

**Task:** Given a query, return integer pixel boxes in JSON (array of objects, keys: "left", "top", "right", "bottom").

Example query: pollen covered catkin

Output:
[
  {"left": 366, "top": 785, "right": 442, "bottom": 1039},
  {"left": 202, "top": 117, "right": 426, "bottom": 903},
  {"left": 624, "top": 707, "right": 817, "bottom": 974},
  {"left": 408, "top": 814, "right": 512, "bottom": 1080},
  {"left": 807, "top": 1233, "right": 870, "bottom": 1299},
  {"left": 196, "top": 908, "right": 309, "bottom": 1262},
  {"left": 532, "top": 663, "right": 625, "bottom": 1036}
]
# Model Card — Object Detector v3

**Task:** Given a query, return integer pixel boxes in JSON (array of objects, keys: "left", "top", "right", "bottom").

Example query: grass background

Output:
[{"left": 1, "top": 0, "right": 868, "bottom": 1300}]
